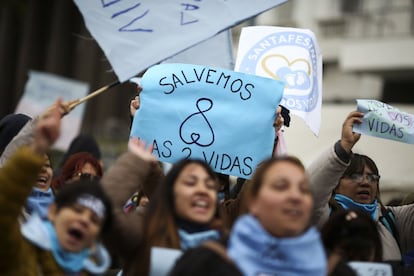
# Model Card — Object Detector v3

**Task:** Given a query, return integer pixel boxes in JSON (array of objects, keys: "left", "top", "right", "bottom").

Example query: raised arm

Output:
[
  {"left": 0, "top": 100, "right": 73, "bottom": 168},
  {"left": 101, "top": 138, "right": 162, "bottom": 258},
  {"left": 0, "top": 100, "right": 61, "bottom": 272},
  {"left": 309, "top": 111, "right": 363, "bottom": 226}
]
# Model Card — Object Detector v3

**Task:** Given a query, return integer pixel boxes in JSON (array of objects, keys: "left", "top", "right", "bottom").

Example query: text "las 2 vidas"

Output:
[{"left": 101, "top": 0, "right": 204, "bottom": 32}]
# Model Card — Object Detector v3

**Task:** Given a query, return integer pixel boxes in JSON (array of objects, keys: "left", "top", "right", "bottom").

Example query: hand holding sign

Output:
[
  {"left": 32, "top": 98, "right": 63, "bottom": 154},
  {"left": 353, "top": 99, "right": 414, "bottom": 144},
  {"left": 341, "top": 111, "right": 364, "bottom": 154},
  {"left": 130, "top": 63, "right": 284, "bottom": 178}
]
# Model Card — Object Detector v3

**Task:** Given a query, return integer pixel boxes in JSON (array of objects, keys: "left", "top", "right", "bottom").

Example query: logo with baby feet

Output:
[
  {"left": 261, "top": 54, "right": 311, "bottom": 90},
  {"left": 238, "top": 31, "right": 319, "bottom": 112}
]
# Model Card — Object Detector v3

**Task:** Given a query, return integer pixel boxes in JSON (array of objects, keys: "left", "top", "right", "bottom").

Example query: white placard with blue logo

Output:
[
  {"left": 235, "top": 26, "right": 322, "bottom": 136},
  {"left": 130, "top": 63, "right": 284, "bottom": 178},
  {"left": 73, "top": 0, "right": 288, "bottom": 82}
]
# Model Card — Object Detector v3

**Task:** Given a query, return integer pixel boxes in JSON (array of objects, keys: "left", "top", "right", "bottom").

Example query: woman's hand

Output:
[
  {"left": 340, "top": 111, "right": 364, "bottom": 154},
  {"left": 32, "top": 99, "right": 62, "bottom": 154},
  {"left": 128, "top": 137, "right": 156, "bottom": 162},
  {"left": 273, "top": 106, "right": 285, "bottom": 133},
  {"left": 130, "top": 85, "right": 142, "bottom": 117}
]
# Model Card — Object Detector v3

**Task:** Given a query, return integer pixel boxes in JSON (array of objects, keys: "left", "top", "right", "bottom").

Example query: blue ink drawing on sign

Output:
[
  {"left": 180, "top": 3, "right": 200, "bottom": 25},
  {"left": 119, "top": 9, "right": 152, "bottom": 32},
  {"left": 179, "top": 98, "right": 215, "bottom": 147},
  {"left": 101, "top": 0, "right": 121, "bottom": 8},
  {"left": 112, "top": 3, "right": 142, "bottom": 18}
]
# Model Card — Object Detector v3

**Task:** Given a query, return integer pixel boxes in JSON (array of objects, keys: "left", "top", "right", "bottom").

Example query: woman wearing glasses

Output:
[{"left": 309, "top": 111, "right": 414, "bottom": 263}]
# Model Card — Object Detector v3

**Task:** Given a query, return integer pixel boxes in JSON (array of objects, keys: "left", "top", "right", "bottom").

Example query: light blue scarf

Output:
[
  {"left": 228, "top": 214, "right": 326, "bottom": 276},
  {"left": 21, "top": 214, "right": 111, "bottom": 274},
  {"left": 44, "top": 221, "right": 90, "bottom": 273},
  {"left": 178, "top": 229, "right": 221, "bottom": 250},
  {"left": 334, "top": 194, "right": 378, "bottom": 221},
  {"left": 25, "top": 187, "right": 54, "bottom": 218}
]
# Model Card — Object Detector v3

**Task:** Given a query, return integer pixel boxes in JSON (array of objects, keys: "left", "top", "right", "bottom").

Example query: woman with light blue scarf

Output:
[
  {"left": 309, "top": 111, "right": 414, "bottom": 263},
  {"left": 228, "top": 156, "right": 327, "bottom": 276}
]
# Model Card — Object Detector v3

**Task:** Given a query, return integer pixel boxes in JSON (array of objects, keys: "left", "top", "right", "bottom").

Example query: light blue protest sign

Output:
[
  {"left": 73, "top": 0, "right": 288, "bottom": 82},
  {"left": 353, "top": 99, "right": 414, "bottom": 144},
  {"left": 235, "top": 26, "right": 322, "bottom": 136},
  {"left": 130, "top": 63, "right": 284, "bottom": 178}
]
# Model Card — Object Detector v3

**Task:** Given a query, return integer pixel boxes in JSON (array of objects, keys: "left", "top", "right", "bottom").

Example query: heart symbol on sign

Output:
[
  {"left": 261, "top": 54, "right": 311, "bottom": 85},
  {"left": 191, "top": 133, "right": 201, "bottom": 143}
]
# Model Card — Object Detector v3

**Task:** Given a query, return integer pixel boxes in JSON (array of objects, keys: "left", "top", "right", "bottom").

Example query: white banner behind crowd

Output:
[
  {"left": 235, "top": 26, "right": 322, "bottom": 136},
  {"left": 73, "top": 0, "right": 288, "bottom": 81},
  {"left": 15, "top": 71, "right": 89, "bottom": 150}
]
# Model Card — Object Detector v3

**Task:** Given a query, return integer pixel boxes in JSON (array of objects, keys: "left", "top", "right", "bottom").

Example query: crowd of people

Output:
[{"left": 0, "top": 93, "right": 413, "bottom": 276}]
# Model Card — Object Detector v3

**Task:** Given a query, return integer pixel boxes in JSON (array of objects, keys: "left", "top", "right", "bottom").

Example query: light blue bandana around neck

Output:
[
  {"left": 21, "top": 214, "right": 110, "bottom": 274},
  {"left": 44, "top": 221, "right": 90, "bottom": 273},
  {"left": 178, "top": 229, "right": 221, "bottom": 250},
  {"left": 334, "top": 194, "right": 378, "bottom": 221},
  {"left": 25, "top": 187, "right": 54, "bottom": 218},
  {"left": 228, "top": 214, "right": 327, "bottom": 276}
]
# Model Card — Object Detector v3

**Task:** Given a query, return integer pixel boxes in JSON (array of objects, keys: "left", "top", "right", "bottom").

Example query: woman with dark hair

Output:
[
  {"left": 101, "top": 139, "right": 225, "bottom": 275},
  {"left": 52, "top": 151, "right": 103, "bottom": 192},
  {"left": 0, "top": 113, "right": 31, "bottom": 156},
  {"left": 310, "top": 111, "right": 414, "bottom": 262},
  {"left": 227, "top": 156, "right": 327, "bottom": 276},
  {"left": 321, "top": 209, "right": 382, "bottom": 275},
  {"left": 169, "top": 241, "right": 242, "bottom": 276}
]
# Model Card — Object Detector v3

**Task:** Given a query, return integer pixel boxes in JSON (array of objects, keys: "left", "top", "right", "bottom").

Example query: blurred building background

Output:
[
  {"left": 241, "top": 0, "right": 414, "bottom": 203},
  {"left": 1, "top": 0, "right": 413, "bottom": 202}
]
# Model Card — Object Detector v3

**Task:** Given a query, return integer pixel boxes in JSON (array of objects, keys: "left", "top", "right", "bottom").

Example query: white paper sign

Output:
[
  {"left": 348, "top": 262, "right": 393, "bottom": 276},
  {"left": 149, "top": 247, "right": 182, "bottom": 276},
  {"left": 73, "top": 0, "right": 288, "bottom": 81},
  {"left": 354, "top": 99, "right": 414, "bottom": 144},
  {"left": 15, "top": 71, "right": 89, "bottom": 150},
  {"left": 235, "top": 26, "right": 322, "bottom": 136}
]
